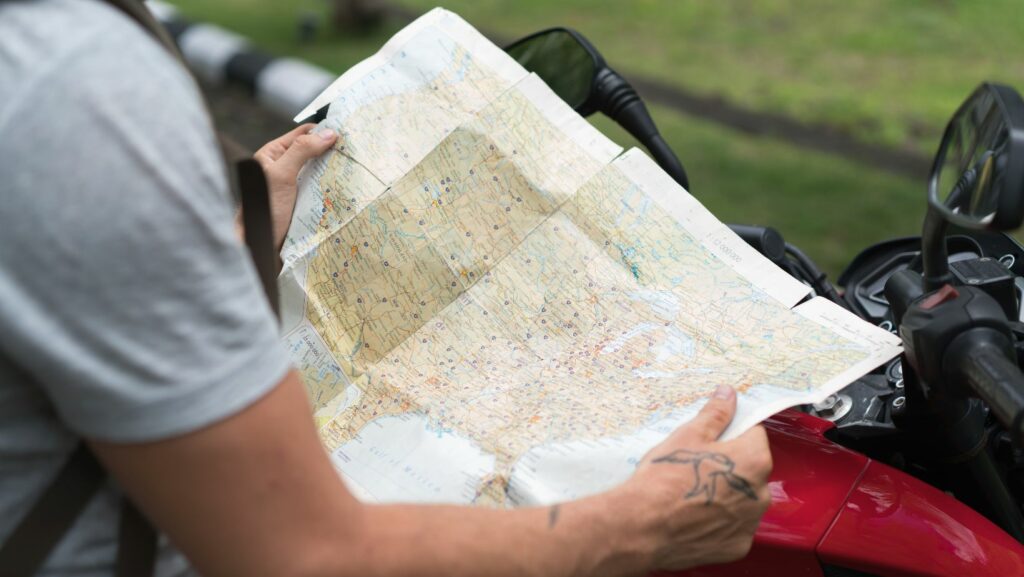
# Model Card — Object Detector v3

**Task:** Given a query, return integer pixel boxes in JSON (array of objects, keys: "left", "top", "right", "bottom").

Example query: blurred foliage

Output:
[{"left": 169, "top": 0, "right": 1023, "bottom": 276}]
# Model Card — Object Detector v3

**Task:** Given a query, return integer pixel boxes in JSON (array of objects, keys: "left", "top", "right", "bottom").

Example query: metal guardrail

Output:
[{"left": 147, "top": 1, "right": 335, "bottom": 120}]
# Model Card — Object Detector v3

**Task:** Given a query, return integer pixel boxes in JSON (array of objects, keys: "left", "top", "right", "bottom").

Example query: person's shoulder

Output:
[
  {"left": 0, "top": 0, "right": 232, "bottom": 265},
  {"left": 0, "top": 0, "right": 222, "bottom": 192},
  {"left": 0, "top": 0, "right": 199, "bottom": 121},
  {"left": 1, "top": 0, "right": 166, "bottom": 68}
]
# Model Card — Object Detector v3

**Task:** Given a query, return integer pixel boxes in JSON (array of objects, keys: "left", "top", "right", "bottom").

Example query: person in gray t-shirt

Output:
[
  {"left": 0, "top": 1, "right": 772, "bottom": 576},
  {"left": 0, "top": 0, "right": 333, "bottom": 574}
]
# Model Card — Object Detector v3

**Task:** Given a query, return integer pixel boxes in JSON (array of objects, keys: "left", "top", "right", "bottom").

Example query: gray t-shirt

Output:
[{"left": 0, "top": 1, "right": 293, "bottom": 575}]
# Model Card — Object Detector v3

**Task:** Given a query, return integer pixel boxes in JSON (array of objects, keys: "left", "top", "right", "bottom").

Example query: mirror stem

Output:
[
  {"left": 922, "top": 204, "right": 953, "bottom": 291},
  {"left": 594, "top": 68, "right": 690, "bottom": 190},
  {"left": 647, "top": 134, "right": 690, "bottom": 190}
]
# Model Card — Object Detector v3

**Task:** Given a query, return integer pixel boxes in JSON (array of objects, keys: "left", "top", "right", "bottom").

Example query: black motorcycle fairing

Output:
[{"left": 838, "top": 231, "right": 1024, "bottom": 326}]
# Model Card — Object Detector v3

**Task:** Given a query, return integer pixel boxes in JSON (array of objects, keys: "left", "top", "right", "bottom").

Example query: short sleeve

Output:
[{"left": 0, "top": 11, "right": 292, "bottom": 442}]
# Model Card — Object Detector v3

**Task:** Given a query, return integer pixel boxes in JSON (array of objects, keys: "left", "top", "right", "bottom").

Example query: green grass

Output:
[
  {"left": 394, "top": 0, "right": 1024, "bottom": 156},
  {"left": 168, "top": 0, "right": 938, "bottom": 277},
  {"left": 173, "top": 0, "right": 1024, "bottom": 155},
  {"left": 591, "top": 106, "right": 923, "bottom": 275}
]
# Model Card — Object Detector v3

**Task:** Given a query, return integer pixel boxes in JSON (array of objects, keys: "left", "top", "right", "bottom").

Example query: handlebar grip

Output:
[
  {"left": 946, "top": 328, "right": 1024, "bottom": 446},
  {"left": 727, "top": 224, "right": 786, "bottom": 264}
]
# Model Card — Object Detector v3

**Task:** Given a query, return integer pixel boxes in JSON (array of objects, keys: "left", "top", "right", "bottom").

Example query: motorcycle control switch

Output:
[
  {"left": 919, "top": 284, "right": 960, "bottom": 310},
  {"left": 950, "top": 257, "right": 1019, "bottom": 320}
]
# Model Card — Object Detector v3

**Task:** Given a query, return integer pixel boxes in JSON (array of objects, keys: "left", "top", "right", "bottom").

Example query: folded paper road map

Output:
[{"left": 279, "top": 8, "right": 901, "bottom": 506}]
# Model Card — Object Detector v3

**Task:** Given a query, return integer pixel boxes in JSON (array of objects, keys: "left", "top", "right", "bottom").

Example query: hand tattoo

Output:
[
  {"left": 651, "top": 449, "right": 758, "bottom": 505},
  {"left": 547, "top": 504, "right": 561, "bottom": 529}
]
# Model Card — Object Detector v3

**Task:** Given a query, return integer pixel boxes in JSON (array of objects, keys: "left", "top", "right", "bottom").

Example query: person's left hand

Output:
[{"left": 252, "top": 123, "right": 338, "bottom": 250}]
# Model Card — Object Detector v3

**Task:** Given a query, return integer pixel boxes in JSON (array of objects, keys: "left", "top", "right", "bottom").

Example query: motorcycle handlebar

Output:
[
  {"left": 946, "top": 328, "right": 1024, "bottom": 446},
  {"left": 727, "top": 224, "right": 786, "bottom": 264}
]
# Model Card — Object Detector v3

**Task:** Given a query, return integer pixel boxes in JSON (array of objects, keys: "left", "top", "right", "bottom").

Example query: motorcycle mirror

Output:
[
  {"left": 920, "top": 83, "right": 1024, "bottom": 290},
  {"left": 504, "top": 28, "right": 601, "bottom": 116},
  {"left": 505, "top": 28, "right": 691, "bottom": 190},
  {"left": 929, "top": 83, "right": 1024, "bottom": 231}
]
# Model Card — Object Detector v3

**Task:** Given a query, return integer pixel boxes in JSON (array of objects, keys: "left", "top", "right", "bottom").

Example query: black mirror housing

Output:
[
  {"left": 928, "top": 83, "right": 1024, "bottom": 232},
  {"left": 504, "top": 27, "right": 605, "bottom": 117}
]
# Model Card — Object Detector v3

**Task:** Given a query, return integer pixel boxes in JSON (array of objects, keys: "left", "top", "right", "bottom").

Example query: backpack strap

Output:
[
  {"left": 0, "top": 445, "right": 105, "bottom": 577},
  {"left": 115, "top": 499, "right": 158, "bottom": 577},
  {"left": 0, "top": 444, "right": 159, "bottom": 577},
  {"left": 102, "top": 0, "right": 185, "bottom": 62},
  {"left": 236, "top": 158, "right": 281, "bottom": 316}
]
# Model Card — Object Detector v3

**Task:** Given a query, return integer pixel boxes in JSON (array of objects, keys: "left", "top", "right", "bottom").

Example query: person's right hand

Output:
[
  {"left": 615, "top": 384, "right": 772, "bottom": 572},
  {"left": 252, "top": 123, "right": 338, "bottom": 250}
]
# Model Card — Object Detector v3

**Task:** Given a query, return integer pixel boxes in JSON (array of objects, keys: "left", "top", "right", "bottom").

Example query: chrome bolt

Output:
[{"left": 811, "top": 394, "right": 853, "bottom": 422}]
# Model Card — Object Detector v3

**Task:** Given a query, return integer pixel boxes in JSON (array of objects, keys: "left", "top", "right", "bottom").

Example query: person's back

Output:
[
  {"left": 0, "top": 2, "right": 773, "bottom": 576},
  {"left": 0, "top": 1, "right": 289, "bottom": 574}
]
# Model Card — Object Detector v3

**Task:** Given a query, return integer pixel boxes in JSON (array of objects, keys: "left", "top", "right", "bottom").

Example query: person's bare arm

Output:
[{"left": 89, "top": 374, "right": 770, "bottom": 577}]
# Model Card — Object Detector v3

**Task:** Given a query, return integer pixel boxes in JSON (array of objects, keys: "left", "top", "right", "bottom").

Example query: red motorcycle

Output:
[{"left": 504, "top": 29, "right": 1024, "bottom": 576}]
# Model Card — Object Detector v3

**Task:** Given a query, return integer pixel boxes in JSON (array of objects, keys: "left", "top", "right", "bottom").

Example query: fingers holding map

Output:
[{"left": 278, "top": 8, "right": 902, "bottom": 507}]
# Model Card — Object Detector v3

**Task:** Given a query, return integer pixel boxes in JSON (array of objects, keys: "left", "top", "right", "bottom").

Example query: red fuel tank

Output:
[
  {"left": 818, "top": 460, "right": 1024, "bottom": 576},
  {"left": 655, "top": 409, "right": 1024, "bottom": 577}
]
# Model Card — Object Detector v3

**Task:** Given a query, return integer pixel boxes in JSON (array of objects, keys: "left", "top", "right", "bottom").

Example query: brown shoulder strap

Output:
[
  {"left": 237, "top": 158, "right": 281, "bottom": 316},
  {"left": 0, "top": 445, "right": 104, "bottom": 577},
  {"left": 116, "top": 500, "right": 158, "bottom": 577},
  {"left": 103, "top": 0, "right": 185, "bottom": 61},
  {"left": 0, "top": 443, "right": 159, "bottom": 577}
]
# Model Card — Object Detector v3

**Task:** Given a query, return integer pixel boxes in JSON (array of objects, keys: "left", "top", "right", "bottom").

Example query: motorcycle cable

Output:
[{"left": 784, "top": 243, "right": 847, "bottom": 308}]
